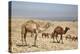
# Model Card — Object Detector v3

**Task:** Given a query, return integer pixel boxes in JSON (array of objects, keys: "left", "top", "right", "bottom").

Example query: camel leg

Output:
[
  {"left": 52, "top": 34, "right": 55, "bottom": 43},
  {"left": 31, "top": 32, "right": 34, "bottom": 38},
  {"left": 31, "top": 32, "right": 33, "bottom": 37},
  {"left": 58, "top": 35, "right": 61, "bottom": 43},
  {"left": 42, "top": 34, "right": 43, "bottom": 38},
  {"left": 21, "top": 33, "right": 24, "bottom": 46},
  {"left": 34, "top": 33, "right": 37, "bottom": 46},
  {"left": 42, "top": 34, "right": 45, "bottom": 38},
  {"left": 66, "top": 37, "right": 67, "bottom": 40},
  {"left": 45, "top": 35, "right": 46, "bottom": 38},
  {"left": 21, "top": 29, "right": 25, "bottom": 46},
  {"left": 47, "top": 34, "right": 49, "bottom": 38},
  {"left": 48, "top": 35, "right": 49, "bottom": 38},
  {"left": 60, "top": 35, "right": 64, "bottom": 44},
  {"left": 21, "top": 26, "right": 27, "bottom": 46},
  {"left": 56, "top": 34, "right": 59, "bottom": 43},
  {"left": 47, "top": 35, "right": 49, "bottom": 38},
  {"left": 32, "top": 30, "right": 38, "bottom": 47},
  {"left": 32, "top": 33, "right": 38, "bottom": 47},
  {"left": 24, "top": 32, "right": 27, "bottom": 45}
]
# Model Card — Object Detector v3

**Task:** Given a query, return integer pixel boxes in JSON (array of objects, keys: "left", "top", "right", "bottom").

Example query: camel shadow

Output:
[
  {"left": 50, "top": 41, "right": 64, "bottom": 44},
  {"left": 16, "top": 44, "right": 28, "bottom": 47},
  {"left": 16, "top": 44, "right": 38, "bottom": 48}
]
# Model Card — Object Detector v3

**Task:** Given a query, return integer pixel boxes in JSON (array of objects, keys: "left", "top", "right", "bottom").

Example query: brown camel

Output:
[
  {"left": 71, "top": 36, "right": 78, "bottom": 41},
  {"left": 51, "top": 26, "right": 70, "bottom": 44},
  {"left": 65, "top": 34, "right": 78, "bottom": 41},
  {"left": 21, "top": 20, "right": 51, "bottom": 46},
  {"left": 42, "top": 33, "right": 50, "bottom": 38}
]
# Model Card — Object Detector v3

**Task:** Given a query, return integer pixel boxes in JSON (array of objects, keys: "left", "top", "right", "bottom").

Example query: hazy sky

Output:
[{"left": 11, "top": 1, "right": 78, "bottom": 21}]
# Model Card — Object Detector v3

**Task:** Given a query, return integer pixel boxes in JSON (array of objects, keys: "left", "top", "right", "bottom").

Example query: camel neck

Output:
[{"left": 64, "top": 28, "right": 68, "bottom": 34}]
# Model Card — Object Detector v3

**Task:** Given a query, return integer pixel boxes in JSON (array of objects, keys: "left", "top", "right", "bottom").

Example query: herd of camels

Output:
[{"left": 20, "top": 20, "right": 77, "bottom": 47}]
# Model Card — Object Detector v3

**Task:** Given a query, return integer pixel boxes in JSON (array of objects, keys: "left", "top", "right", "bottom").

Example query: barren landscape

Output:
[{"left": 9, "top": 17, "right": 78, "bottom": 53}]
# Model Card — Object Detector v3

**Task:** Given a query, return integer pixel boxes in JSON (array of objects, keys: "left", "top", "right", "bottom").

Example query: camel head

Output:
[
  {"left": 65, "top": 27, "right": 70, "bottom": 30},
  {"left": 45, "top": 22, "right": 51, "bottom": 28},
  {"left": 64, "top": 27, "right": 70, "bottom": 34},
  {"left": 26, "top": 20, "right": 34, "bottom": 23}
]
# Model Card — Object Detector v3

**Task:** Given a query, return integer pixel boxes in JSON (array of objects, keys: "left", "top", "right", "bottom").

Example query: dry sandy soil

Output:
[{"left": 9, "top": 17, "right": 78, "bottom": 53}]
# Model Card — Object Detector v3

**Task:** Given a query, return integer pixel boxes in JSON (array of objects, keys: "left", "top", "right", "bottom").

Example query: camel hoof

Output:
[
  {"left": 53, "top": 41, "right": 56, "bottom": 43},
  {"left": 32, "top": 45, "right": 38, "bottom": 47},
  {"left": 57, "top": 41, "right": 60, "bottom": 43},
  {"left": 16, "top": 44, "right": 28, "bottom": 47}
]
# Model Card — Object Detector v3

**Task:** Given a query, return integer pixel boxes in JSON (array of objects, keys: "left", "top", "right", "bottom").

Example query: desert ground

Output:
[{"left": 9, "top": 17, "right": 78, "bottom": 53}]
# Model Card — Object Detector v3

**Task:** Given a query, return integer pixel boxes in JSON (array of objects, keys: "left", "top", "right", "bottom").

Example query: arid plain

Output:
[{"left": 9, "top": 17, "right": 78, "bottom": 53}]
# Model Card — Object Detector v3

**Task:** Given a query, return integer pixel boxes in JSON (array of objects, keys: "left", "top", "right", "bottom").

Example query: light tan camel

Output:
[
  {"left": 51, "top": 26, "right": 70, "bottom": 44},
  {"left": 21, "top": 20, "right": 51, "bottom": 46}
]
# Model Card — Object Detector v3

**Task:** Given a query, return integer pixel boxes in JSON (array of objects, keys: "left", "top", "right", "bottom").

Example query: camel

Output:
[
  {"left": 65, "top": 34, "right": 71, "bottom": 40},
  {"left": 65, "top": 35, "right": 78, "bottom": 41},
  {"left": 51, "top": 26, "right": 70, "bottom": 44},
  {"left": 71, "top": 36, "right": 78, "bottom": 41},
  {"left": 21, "top": 20, "right": 51, "bottom": 46},
  {"left": 42, "top": 33, "right": 50, "bottom": 38}
]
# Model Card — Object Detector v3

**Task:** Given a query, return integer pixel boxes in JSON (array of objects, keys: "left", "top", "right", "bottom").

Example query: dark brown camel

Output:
[
  {"left": 51, "top": 26, "right": 70, "bottom": 44},
  {"left": 42, "top": 33, "right": 50, "bottom": 38},
  {"left": 21, "top": 20, "right": 51, "bottom": 46},
  {"left": 65, "top": 36, "right": 78, "bottom": 41},
  {"left": 71, "top": 36, "right": 78, "bottom": 41},
  {"left": 65, "top": 35, "right": 78, "bottom": 41}
]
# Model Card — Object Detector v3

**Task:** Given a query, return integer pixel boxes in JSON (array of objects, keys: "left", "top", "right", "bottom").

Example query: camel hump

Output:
[
  {"left": 55, "top": 26, "right": 63, "bottom": 30},
  {"left": 56, "top": 26, "right": 62, "bottom": 28},
  {"left": 26, "top": 20, "right": 35, "bottom": 23},
  {"left": 25, "top": 23, "right": 37, "bottom": 29},
  {"left": 54, "top": 26, "right": 64, "bottom": 33},
  {"left": 21, "top": 20, "right": 38, "bottom": 30}
]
